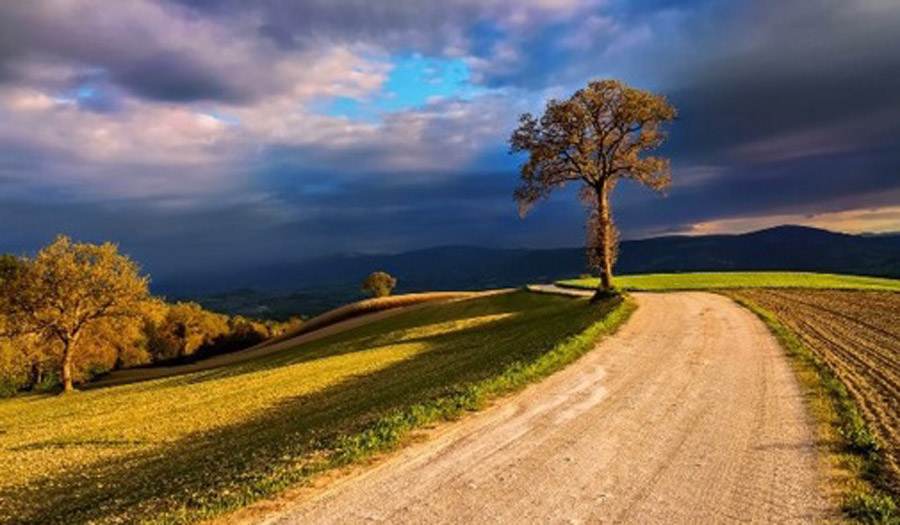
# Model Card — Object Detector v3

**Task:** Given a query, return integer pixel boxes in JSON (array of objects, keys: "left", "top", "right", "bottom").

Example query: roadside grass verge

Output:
[
  {"left": 558, "top": 272, "right": 900, "bottom": 292},
  {"left": 0, "top": 290, "right": 633, "bottom": 525},
  {"left": 728, "top": 293, "right": 899, "bottom": 525}
]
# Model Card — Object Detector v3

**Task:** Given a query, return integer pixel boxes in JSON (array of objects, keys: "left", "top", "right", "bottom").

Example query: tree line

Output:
[{"left": 0, "top": 236, "right": 300, "bottom": 395}]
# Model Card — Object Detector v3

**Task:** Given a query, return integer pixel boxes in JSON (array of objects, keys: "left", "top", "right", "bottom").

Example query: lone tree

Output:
[
  {"left": 511, "top": 79, "right": 676, "bottom": 300},
  {"left": 0, "top": 236, "right": 150, "bottom": 392},
  {"left": 361, "top": 271, "right": 397, "bottom": 298}
]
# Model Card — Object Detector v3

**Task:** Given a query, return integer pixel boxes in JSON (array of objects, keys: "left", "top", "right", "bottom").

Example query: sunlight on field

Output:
[
  {"left": 0, "top": 341, "right": 430, "bottom": 488},
  {"left": 0, "top": 291, "right": 620, "bottom": 524},
  {"left": 0, "top": 312, "right": 513, "bottom": 488},
  {"left": 558, "top": 272, "right": 900, "bottom": 291}
]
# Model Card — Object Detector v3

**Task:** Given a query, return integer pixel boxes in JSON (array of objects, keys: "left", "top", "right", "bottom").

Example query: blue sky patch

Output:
[
  {"left": 322, "top": 54, "right": 486, "bottom": 121},
  {"left": 56, "top": 82, "right": 121, "bottom": 113}
]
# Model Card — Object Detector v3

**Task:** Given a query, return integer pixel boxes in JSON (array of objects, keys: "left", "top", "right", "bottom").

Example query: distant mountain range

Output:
[{"left": 162, "top": 225, "right": 900, "bottom": 318}]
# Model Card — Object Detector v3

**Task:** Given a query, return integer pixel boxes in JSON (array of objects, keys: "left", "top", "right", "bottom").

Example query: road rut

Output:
[{"left": 267, "top": 292, "right": 836, "bottom": 524}]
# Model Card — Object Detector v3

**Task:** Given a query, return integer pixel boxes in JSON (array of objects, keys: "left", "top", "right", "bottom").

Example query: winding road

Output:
[{"left": 264, "top": 292, "right": 837, "bottom": 524}]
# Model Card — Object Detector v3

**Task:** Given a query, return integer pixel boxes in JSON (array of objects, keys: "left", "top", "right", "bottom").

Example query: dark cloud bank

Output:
[{"left": 0, "top": 0, "right": 898, "bottom": 284}]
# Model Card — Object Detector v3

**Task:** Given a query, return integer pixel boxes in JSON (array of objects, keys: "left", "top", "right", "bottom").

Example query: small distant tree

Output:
[
  {"left": 0, "top": 236, "right": 151, "bottom": 392},
  {"left": 511, "top": 79, "right": 677, "bottom": 300},
  {"left": 361, "top": 271, "right": 397, "bottom": 298}
]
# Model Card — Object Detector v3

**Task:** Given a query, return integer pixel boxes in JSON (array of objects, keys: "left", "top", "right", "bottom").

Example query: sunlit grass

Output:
[
  {"left": 0, "top": 290, "right": 629, "bottom": 524},
  {"left": 558, "top": 271, "right": 900, "bottom": 291}
]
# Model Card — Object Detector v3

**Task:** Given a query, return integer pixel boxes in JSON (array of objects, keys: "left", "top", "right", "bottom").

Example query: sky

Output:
[{"left": 1, "top": 0, "right": 899, "bottom": 281}]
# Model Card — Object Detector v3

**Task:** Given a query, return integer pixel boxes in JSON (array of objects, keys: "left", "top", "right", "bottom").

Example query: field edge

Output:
[
  {"left": 726, "top": 293, "right": 900, "bottom": 524},
  {"left": 556, "top": 272, "right": 900, "bottom": 292},
  {"left": 160, "top": 295, "right": 637, "bottom": 525}
]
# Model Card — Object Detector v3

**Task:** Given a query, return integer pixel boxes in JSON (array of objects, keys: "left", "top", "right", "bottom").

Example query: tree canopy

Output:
[
  {"left": 511, "top": 79, "right": 676, "bottom": 296},
  {"left": 361, "top": 271, "right": 397, "bottom": 298},
  {"left": 0, "top": 236, "right": 151, "bottom": 392},
  {"left": 0, "top": 239, "right": 302, "bottom": 396}
]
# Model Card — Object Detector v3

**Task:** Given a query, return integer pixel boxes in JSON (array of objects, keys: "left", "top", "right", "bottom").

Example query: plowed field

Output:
[{"left": 732, "top": 289, "right": 900, "bottom": 493}]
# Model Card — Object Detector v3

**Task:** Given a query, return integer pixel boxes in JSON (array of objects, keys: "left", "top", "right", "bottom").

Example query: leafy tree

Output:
[
  {"left": 81, "top": 315, "right": 151, "bottom": 371},
  {"left": 149, "top": 302, "right": 229, "bottom": 360},
  {"left": 0, "top": 331, "right": 35, "bottom": 396},
  {"left": 0, "top": 236, "right": 150, "bottom": 392},
  {"left": 361, "top": 271, "right": 397, "bottom": 298},
  {"left": 195, "top": 315, "right": 269, "bottom": 360},
  {"left": 511, "top": 79, "right": 676, "bottom": 299}
]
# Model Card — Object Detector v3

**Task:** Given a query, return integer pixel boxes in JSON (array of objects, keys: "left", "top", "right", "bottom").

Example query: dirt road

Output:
[{"left": 265, "top": 292, "right": 836, "bottom": 524}]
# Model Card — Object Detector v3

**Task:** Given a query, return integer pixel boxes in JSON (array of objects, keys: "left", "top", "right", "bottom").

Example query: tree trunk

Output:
[
  {"left": 31, "top": 362, "right": 42, "bottom": 389},
  {"left": 591, "top": 181, "right": 615, "bottom": 302},
  {"left": 597, "top": 183, "right": 615, "bottom": 290},
  {"left": 61, "top": 338, "right": 74, "bottom": 393}
]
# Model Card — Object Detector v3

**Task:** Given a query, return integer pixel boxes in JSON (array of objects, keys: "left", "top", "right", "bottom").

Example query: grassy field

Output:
[
  {"left": 558, "top": 271, "right": 900, "bottom": 292},
  {"left": 730, "top": 289, "right": 900, "bottom": 522},
  {"left": 0, "top": 290, "right": 631, "bottom": 525}
]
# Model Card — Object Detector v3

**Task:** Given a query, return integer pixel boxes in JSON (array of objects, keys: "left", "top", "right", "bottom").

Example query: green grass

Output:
[
  {"left": 729, "top": 294, "right": 899, "bottom": 525},
  {"left": 558, "top": 271, "right": 900, "bottom": 292},
  {"left": 0, "top": 290, "right": 633, "bottom": 525}
]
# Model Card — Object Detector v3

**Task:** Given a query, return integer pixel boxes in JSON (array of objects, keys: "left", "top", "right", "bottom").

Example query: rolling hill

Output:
[{"left": 162, "top": 225, "right": 900, "bottom": 318}]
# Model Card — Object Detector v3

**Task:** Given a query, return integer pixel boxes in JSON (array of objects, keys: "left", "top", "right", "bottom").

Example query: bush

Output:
[
  {"left": 32, "top": 372, "right": 60, "bottom": 393},
  {"left": 361, "top": 271, "right": 397, "bottom": 298}
]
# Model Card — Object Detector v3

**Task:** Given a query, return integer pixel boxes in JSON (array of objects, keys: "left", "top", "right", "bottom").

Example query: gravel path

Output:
[{"left": 265, "top": 292, "right": 837, "bottom": 525}]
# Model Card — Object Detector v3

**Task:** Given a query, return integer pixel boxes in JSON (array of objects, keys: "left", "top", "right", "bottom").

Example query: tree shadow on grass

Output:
[
  {"left": 0, "top": 293, "right": 608, "bottom": 524},
  {"left": 152, "top": 292, "right": 579, "bottom": 388}
]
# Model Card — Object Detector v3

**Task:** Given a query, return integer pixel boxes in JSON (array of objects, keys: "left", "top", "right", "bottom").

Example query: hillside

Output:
[
  {"left": 0, "top": 291, "right": 627, "bottom": 524},
  {"left": 168, "top": 226, "right": 900, "bottom": 318},
  {"left": 617, "top": 226, "right": 900, "bottom": 276}
]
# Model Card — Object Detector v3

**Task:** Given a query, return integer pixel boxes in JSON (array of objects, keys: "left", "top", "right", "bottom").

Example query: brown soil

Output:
[
  {"left": 732, "top": 288, "right": 900, "bottom": 493},
  {"left": 248, "top": 292, "right": 836, "bottom": 524}
]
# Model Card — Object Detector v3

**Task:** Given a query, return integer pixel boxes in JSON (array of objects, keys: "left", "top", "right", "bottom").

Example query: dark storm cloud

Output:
[
  {"left": 0, "top": 2, "right": 259, "bottom": 103},
  {"left": 0, "top": 169, "right": 581, "bottom": 290},
  {"left": 112, "top": 51, "right": 249, "bottom": 103},
  {"left": 166, "top": 0, "right": 485, "bottom": 51},
  {"left": 659, "top": 0, "right": 900, "bottom": 160},
  {"left": 600, "top": 0, "right": 900, "bottom": 232},
  {"left": 612, "top": 148, "right": 900, "bottom": 236},
  {"left": 1, "top": 0, "right": 900, "bottom": 280}
]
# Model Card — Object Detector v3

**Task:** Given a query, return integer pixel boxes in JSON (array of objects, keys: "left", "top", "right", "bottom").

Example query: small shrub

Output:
[{"left": 33, "top": 372, "right": 60, "bottom": 393}]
